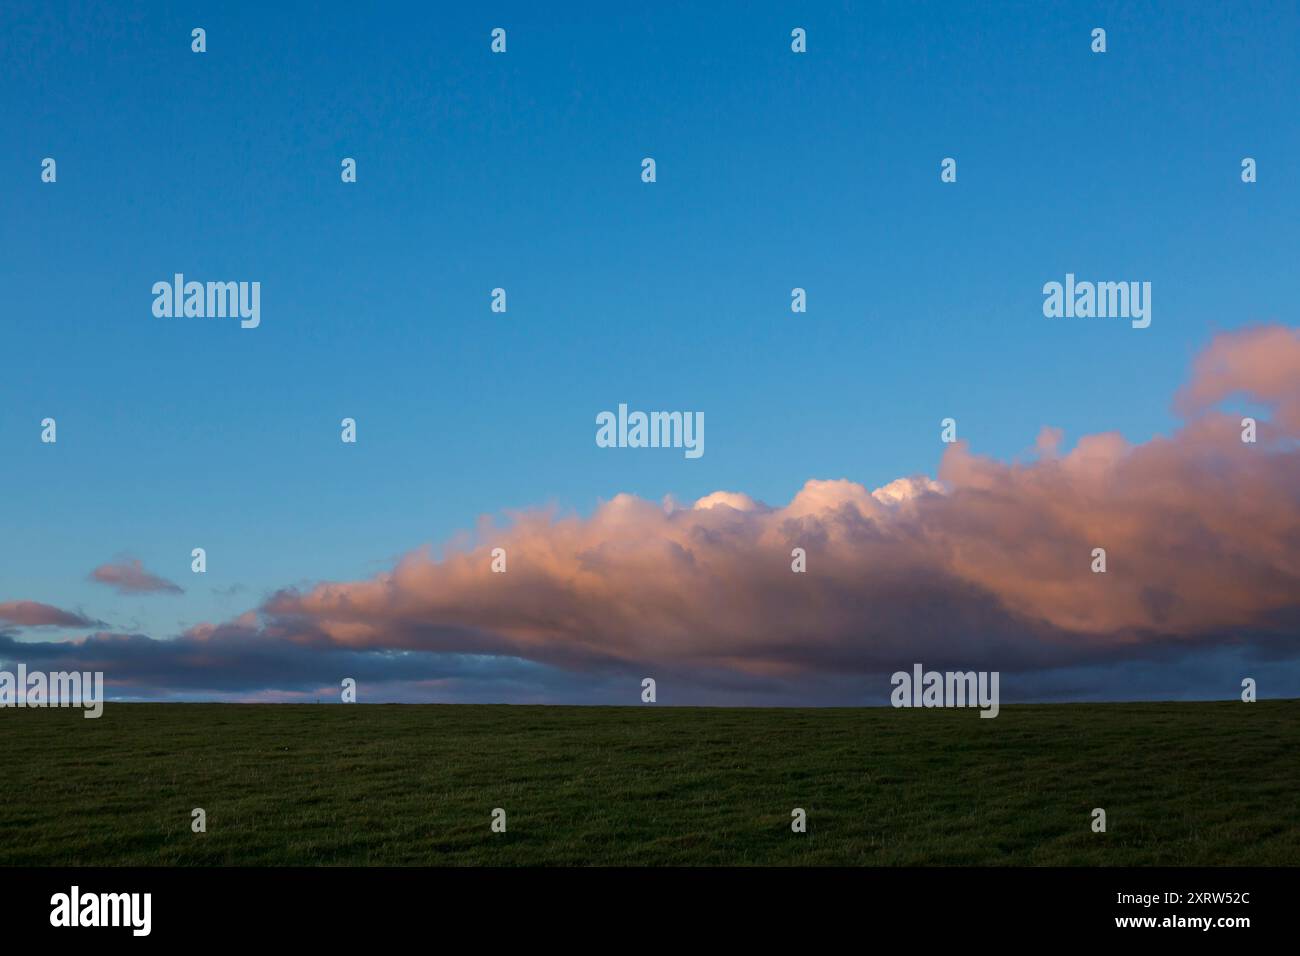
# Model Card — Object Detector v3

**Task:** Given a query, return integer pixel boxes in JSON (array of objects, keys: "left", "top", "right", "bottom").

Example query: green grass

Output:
[{"left": 0, "top": 701, "right": 1296, "bottom": 865}]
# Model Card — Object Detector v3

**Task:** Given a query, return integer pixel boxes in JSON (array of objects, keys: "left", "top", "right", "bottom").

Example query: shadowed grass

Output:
[{"left": 0, "top": 700, "right": 1296, "bottom": 865}]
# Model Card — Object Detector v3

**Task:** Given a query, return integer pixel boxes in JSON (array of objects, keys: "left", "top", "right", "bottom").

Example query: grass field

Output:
[{"left": 0, "top": 700, "right": 1296, "bottom": 866}]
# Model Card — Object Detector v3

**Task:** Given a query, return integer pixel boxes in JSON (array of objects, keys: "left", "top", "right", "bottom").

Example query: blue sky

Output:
[{"left": 2, "top": 1, "right": 1299, "bottom": 702}]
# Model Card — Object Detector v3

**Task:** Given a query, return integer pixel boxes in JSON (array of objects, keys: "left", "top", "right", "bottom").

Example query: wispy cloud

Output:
[
  {"left": 89, "top": 558, "right": 184, "bottom": 595},
  {"left": 0, "top": 600, "right": 99, "bottom": 628}
]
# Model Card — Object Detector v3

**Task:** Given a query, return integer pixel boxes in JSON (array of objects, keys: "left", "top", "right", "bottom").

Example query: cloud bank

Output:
[{"left": 4, "top": 325, "right": 1299, "bottom": 703}]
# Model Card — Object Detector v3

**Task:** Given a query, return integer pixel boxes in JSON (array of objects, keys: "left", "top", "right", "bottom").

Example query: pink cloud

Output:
[
  {"left": 90, "top": 558, "right": 184, "bottom": 595},
  {"left": 230, "top": 324, "right": 1300, "bottom": 680},
  {"left": 0, "top": 600, "right": 99, "bottom": 628},
  {"left": 1176, "top": 324, "right": 1300, "bottom": 429}
]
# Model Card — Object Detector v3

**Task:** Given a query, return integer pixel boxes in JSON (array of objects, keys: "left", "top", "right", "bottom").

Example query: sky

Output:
[{"left": 2, "top": 1, "right": 1299, "bottom": 704}]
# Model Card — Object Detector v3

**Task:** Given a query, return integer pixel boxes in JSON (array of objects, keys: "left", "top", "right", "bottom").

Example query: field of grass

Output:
[{"left": 0, "top": 700, "right": 1296, "bottom": 866}]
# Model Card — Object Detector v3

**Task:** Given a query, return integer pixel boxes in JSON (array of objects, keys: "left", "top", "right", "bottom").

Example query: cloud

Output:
[
  {"left": 0, "top": 601, "right": 99, "bottom": 628},
  {"left": 89, "top": 559, "right": 184, "bottom": 595},
  {"left": 9, "top": 324, "right": 1300, "bottom": 703},
  {"left": 1176, "top": 324, "right": 1300, "bottom": 429},
  {"left": 248, "top": 324, "right": 1300, "bottom": 681}
]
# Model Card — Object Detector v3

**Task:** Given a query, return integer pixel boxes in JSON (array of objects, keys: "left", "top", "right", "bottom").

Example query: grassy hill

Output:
[{"left": 0, "top": 700, "right": 1295, "bottom": 865}]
